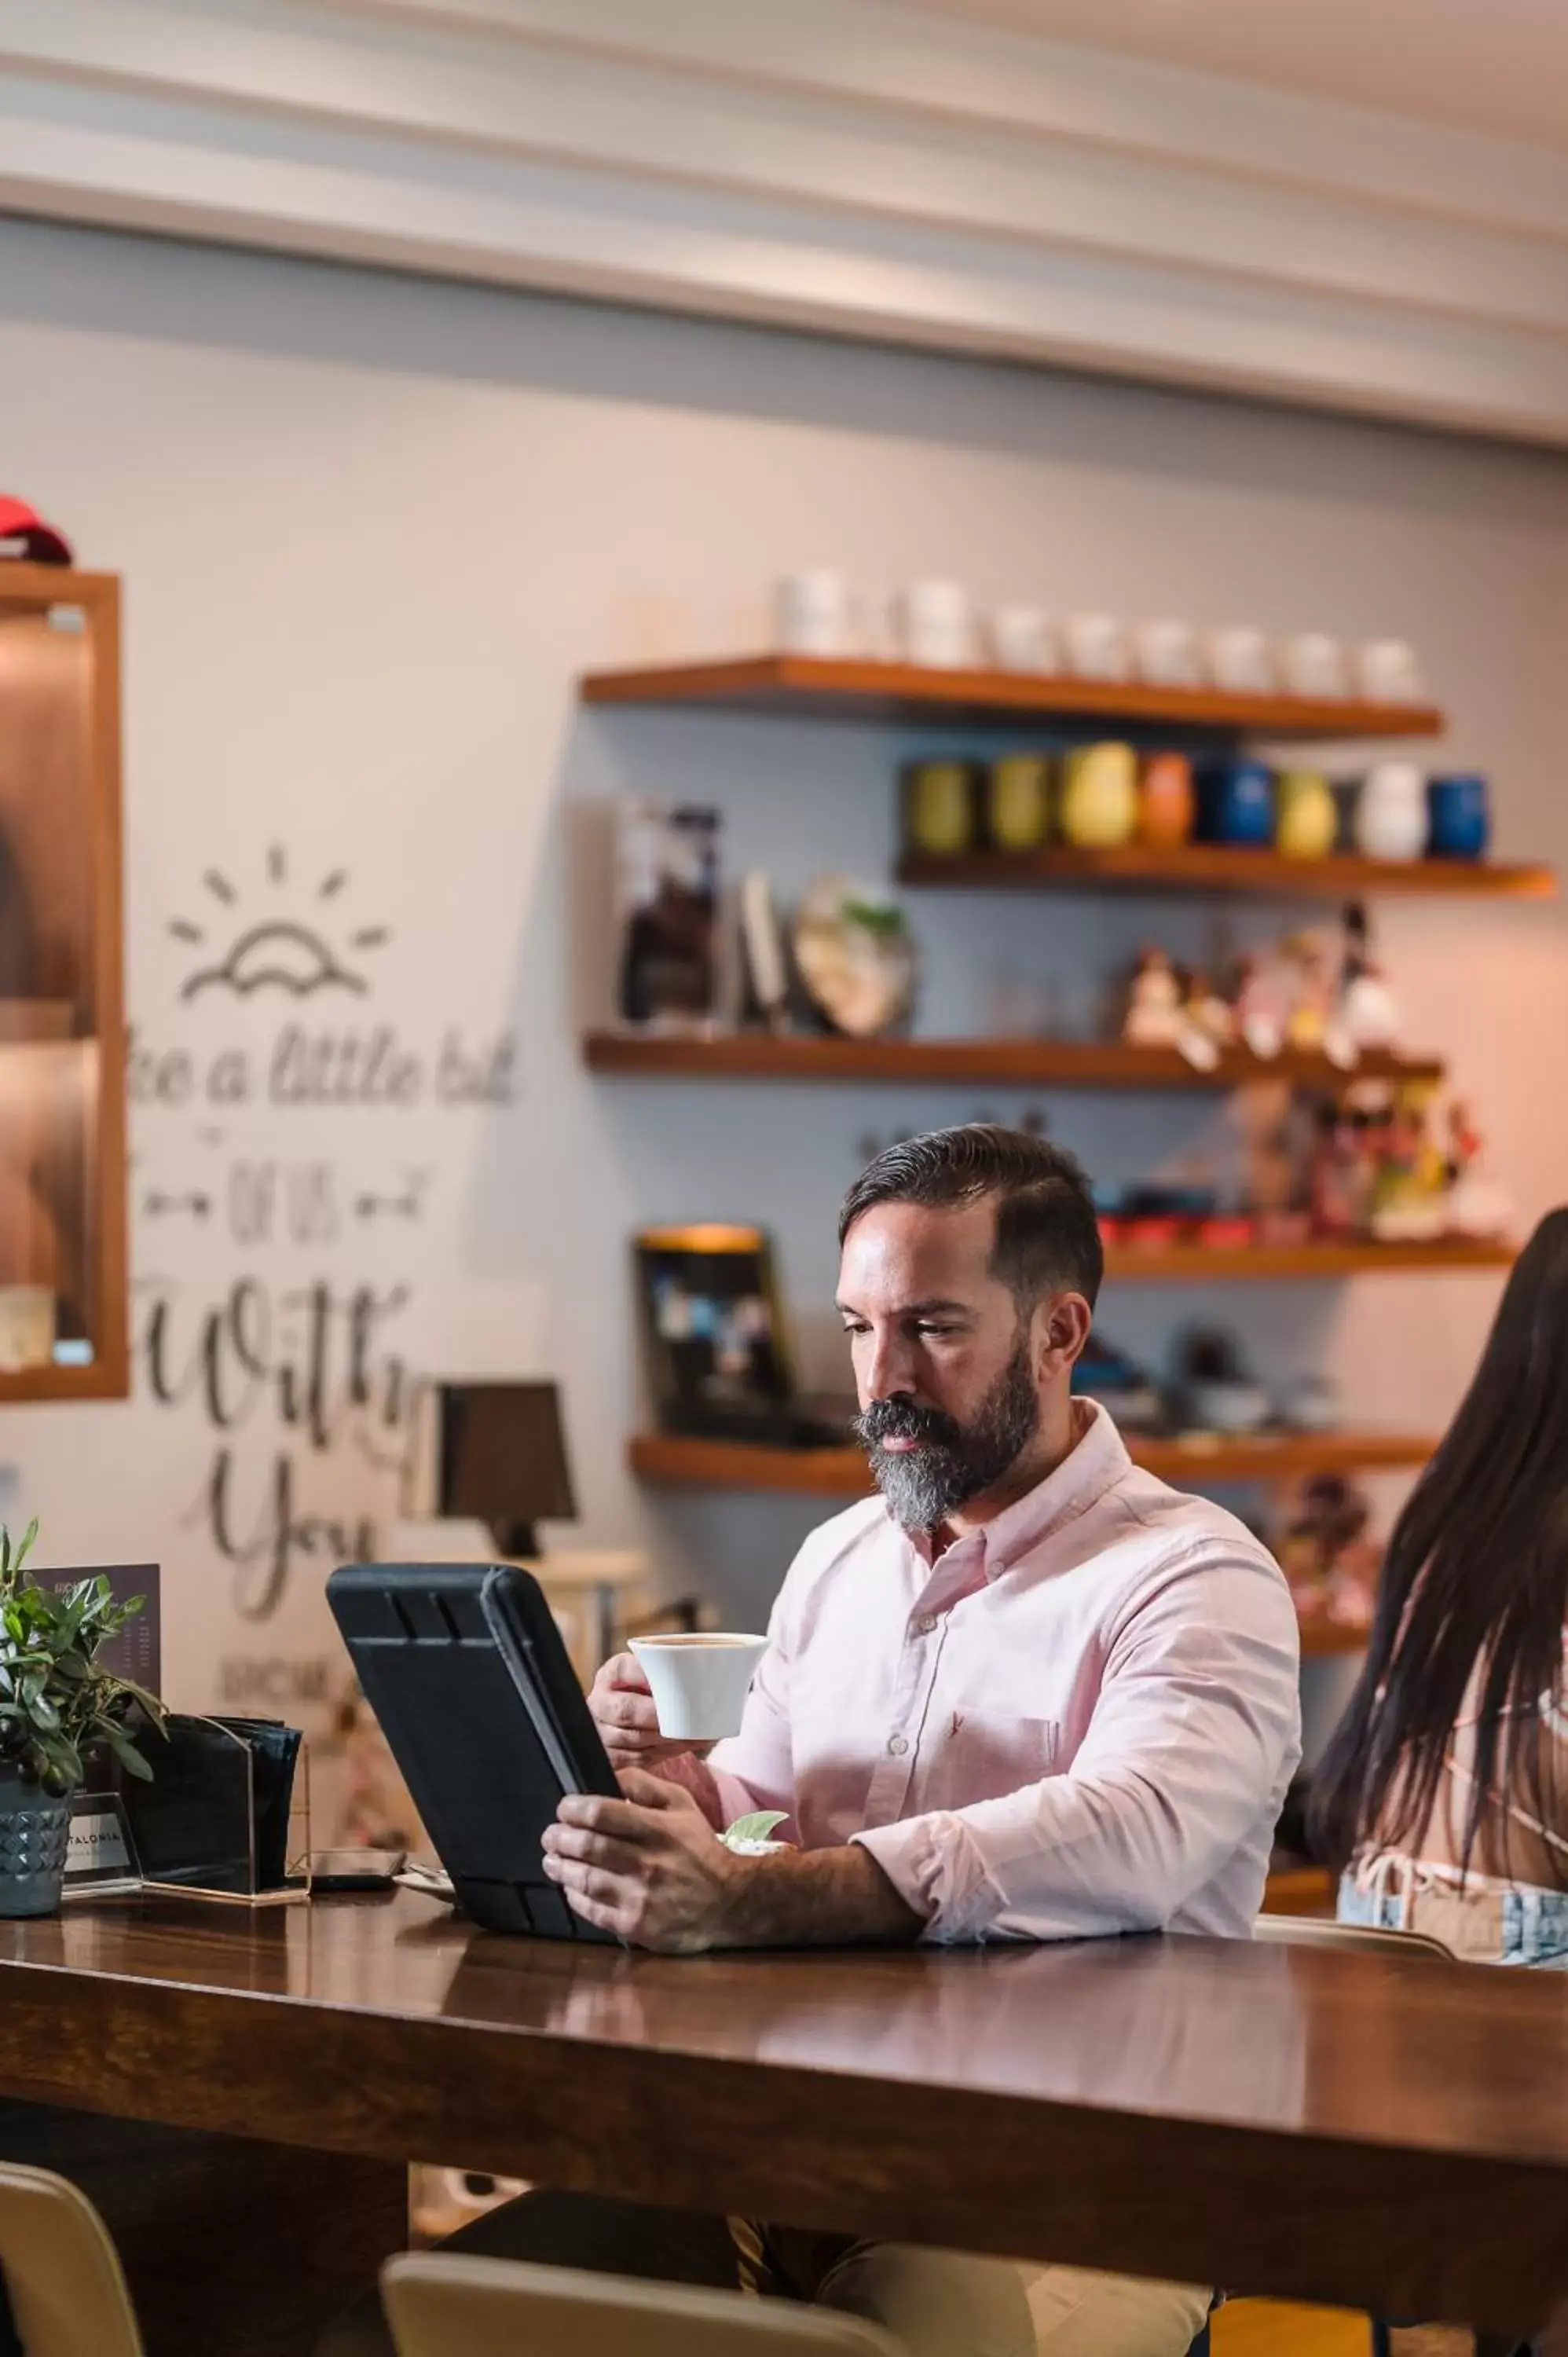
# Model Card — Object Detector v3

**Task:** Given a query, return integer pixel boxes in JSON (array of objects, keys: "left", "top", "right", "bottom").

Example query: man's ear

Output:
[{"left": 1032, "top": 1289, "right": 1093, "bottom": 1380}]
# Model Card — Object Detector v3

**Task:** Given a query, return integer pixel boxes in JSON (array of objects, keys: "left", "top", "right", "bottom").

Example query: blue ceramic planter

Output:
[{"left": 0, "top": 1768, "right": 70, "bottom": 1917}]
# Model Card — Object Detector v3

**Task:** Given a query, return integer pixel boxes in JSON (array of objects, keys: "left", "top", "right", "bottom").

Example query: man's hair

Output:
[{"left": 838, "top": 1124, "right": 1102, "bottom": 1310}]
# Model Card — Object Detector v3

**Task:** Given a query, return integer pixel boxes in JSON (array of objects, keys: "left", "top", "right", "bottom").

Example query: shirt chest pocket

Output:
[{"left": 920, "top": 1709, "right": 1061, "bottom": 1810}]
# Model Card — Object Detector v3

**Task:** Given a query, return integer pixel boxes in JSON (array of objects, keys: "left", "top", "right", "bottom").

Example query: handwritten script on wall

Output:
[{"left": 133, "top": 849, "right": 520, "bottom": 1622}]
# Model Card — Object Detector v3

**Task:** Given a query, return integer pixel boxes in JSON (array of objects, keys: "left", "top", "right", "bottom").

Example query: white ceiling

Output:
[{"left": 884, "top": 0, "right": 1568, "bottom": 151}]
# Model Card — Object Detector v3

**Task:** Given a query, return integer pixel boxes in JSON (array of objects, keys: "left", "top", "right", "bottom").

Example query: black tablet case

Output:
[{"left": 328, "top": 1563, "right": 621, "bottom": 1938}]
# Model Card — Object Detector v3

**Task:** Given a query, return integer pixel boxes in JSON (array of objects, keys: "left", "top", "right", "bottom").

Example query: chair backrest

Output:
[
  {"left": 1253, "top": 1912, "right": 1455, "bottom": 1963},
  {"left": 383, "top": 2253, "right": 907, "bottom": 2357},
  {"left": 0, "top": 2165, "right": 144, "bottom": 2357}
]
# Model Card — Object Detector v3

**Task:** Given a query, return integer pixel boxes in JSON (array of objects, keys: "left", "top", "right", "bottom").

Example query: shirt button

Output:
[
  {"left": 888, "top": 1734, "right": 909, "bottom": 1758},
  {"left": 914, "top": 1615, "right": 937, "bottom": 1636}
]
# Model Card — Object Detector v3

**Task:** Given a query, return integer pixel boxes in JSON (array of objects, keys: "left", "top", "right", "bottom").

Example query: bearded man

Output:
[{"left": 327, "top": 1124, "right": 1299, "bottom": 2357}]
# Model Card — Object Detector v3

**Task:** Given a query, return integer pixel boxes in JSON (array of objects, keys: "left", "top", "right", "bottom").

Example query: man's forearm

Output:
[
  {"left": 649, "top": 1750, "right": 727, "bottom": 1828},
  {"left": 716, "top": 1841, "right": 923, "bottom": 1949}
]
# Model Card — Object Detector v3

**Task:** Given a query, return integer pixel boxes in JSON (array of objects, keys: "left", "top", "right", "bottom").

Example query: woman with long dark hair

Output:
[{"left": 1311, "top": 1208, "right": 1568, "bottom": 1963}]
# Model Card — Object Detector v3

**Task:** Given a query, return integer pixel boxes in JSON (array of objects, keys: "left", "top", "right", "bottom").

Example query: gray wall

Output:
[{"left": 1, "top": 216, "right": 1565, "bottom": 1728}]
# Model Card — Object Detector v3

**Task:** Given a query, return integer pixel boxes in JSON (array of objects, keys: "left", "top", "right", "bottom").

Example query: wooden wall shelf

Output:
[
  {"left": 899, "top": 845, "right": 1557, "bottom": 900},
  {"left": 584, "top": 1032, "right": 1443, "bottom": 1090},
  {"left": 1105, "top": 1237, "right": 1513, "bottom": 1282},
  {"left": 581, "top": 654, "right": 1445, "bottom": 740},
  {"left": 631, "top": 1428, "right": 1433, "bottom": 1498},
  {"left": 0, "top": 564, "right": 127, "bottom": 1403}
]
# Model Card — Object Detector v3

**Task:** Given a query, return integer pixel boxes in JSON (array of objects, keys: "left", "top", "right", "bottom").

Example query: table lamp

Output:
[{"left": 434, "top": 1380, "right": 577, "bottom": 1560}]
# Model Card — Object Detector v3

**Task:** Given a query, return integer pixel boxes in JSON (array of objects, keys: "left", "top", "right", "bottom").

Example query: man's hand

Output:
[
  {"left": 543, "top": 1771, "right": 924, "bottom": 1954},
  {"left": 542, "top": 1770, "right": 741, "bottom": 1952},
  {"left": 586, "top": 1653, "right": 713, "bottom": 1776}
]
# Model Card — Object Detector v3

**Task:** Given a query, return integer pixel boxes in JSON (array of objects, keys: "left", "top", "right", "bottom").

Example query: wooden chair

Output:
[
  {"left": 0, "top": 2164, "right": 144, "bottom": 2357},
  {"left": 382, "top": 2254, "right": 906, "bottom": 2357},
  {"left": 1247, "top": 1915, "right": 1541, "bottom": 2357},
  {"left": 1251, "top": 1912, "right": 1456, "bottom": 1962}
]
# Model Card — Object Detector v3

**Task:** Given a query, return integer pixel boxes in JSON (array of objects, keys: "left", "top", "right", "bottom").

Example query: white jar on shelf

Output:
[{"left": 1354, "top": 761, "right": 1427, "bottom": 861}]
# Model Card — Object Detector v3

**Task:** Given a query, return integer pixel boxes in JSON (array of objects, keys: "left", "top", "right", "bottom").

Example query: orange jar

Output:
[{"left": 1138, "top": 751, "right": 1195, "bottom": 848}]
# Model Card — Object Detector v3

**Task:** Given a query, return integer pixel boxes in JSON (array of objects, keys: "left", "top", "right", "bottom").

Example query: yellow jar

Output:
[
  {"left": 1059, "top": 742, "right": 1138, "bottom": 849},
  {"left": 986, "top": 755, "right": 1053, "bottom": 852},
  {"left": 1277, "top": 768, "right": 1337, "bottom": 860},
  {"left": 903, "top": 761, "right": 976, "bottom": 856}
]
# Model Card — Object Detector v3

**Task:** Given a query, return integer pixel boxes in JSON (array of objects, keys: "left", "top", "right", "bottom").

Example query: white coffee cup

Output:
[
  {"left": 897, "top": 578, "right": 972, "bottom": 669},
  {"left": 629, "top": 1633, "right": 769, "bottom": 1743},
  {"left": 987, "top": 606, "right": 1057, "bottom": 674},
  {"left": 1063, "top": 612, "right": 1130, "bottom": 682},
  {"left": 1133, "top": 619, "right": 1201, "bottom": 690},
  {"left": 774, "top": 569, "right": 855, "bottom": 658},
  {"left": 1205, "top": 626, "right": 1275, "bottom": 695},
  {"left": 1280, "top": 632, "right": 1348, "bottom": 699},
  {"left": 1354, "top": 638, "right": 1423, "bottom": 702}
]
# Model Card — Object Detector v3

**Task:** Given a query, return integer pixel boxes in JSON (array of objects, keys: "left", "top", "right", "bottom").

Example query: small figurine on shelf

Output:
[
  {"left": 1370, "top": 1081, "right": 1446, "bottom": 1241},
  {"left": 1188, "top": 968, "right": 1236, "bottom": 1048},
  {"left": 1308, "top": 1098, "right": 1361, "bottom": 1236},
  {"left": 1336, "top": 900, "right": 1401, "bottom": 1058},
  {"left": 1230, "top": 951, "right": 1285, "bottom": 1061},
  {"left": 1231, "top": 1079, "right": 1306, "bottom": 1237},
  {"left": 1122, "top": 945, "right": 1183, "bottom": 1049},
  {"left": 1277, "top": 1473, "right": 1378, "bottom": 1633},
  {"left": 1444, "top": 1097, "right": 1515, "bottom": 1240},
  {"left": 1282, "top": 930, "right": 1336, "bottom": 1055},
  {"left": 1348, "top": 1084, "right": 1394, "bottom": 1234},
  {"left": 1175, "top": 966, "right": 1234, "bottom": 1072},
  {"left": 1447, "top": 1095, "right": 1482, "bottom": 1184}
]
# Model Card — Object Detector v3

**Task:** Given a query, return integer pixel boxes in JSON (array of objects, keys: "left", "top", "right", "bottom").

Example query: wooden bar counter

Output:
[{"left": 0, "top": 1891, "right": 1563, "bottom": 2352}]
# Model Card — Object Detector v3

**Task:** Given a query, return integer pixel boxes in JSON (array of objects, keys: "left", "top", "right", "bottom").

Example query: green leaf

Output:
[
  {"left": 102, "top": 1725, "right": 153, "bottom": 1781},
  {"left": 122, "top": 1685, "right": 167, "bottom": 1730},
  {"left": 12, "top": 1520, "right": 38, "bottom": 1575},
  {"left": 721, "top": 1811, "right": 789, "bottom": 1850},
  {"left": 843, "top": 899, "right": 907, "bottom": 940}
]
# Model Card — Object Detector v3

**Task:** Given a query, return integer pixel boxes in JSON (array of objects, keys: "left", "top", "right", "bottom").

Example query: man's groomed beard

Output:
[{"left": 855, "top": 1337, "right": 1039, "bottom": 1530}]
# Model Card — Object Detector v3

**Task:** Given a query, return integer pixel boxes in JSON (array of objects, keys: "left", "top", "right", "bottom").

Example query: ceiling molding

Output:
[{"left": 5, "top": 0, "right": 1568, "bottom": 443}]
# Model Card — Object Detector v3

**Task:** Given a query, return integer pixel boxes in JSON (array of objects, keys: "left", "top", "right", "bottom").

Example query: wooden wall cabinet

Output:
[{"left": 0, "top": 565, "right": 126, "bottom": 1401}]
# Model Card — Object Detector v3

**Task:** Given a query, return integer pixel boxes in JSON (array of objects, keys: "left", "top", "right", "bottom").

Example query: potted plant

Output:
[{"left": 0, "top": 1520, "right": 163, "bottom": 1918}]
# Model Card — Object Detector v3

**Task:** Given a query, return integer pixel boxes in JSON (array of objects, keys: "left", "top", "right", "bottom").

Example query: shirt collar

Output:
[{"left": 890, "top": 1398, "right": 1131, "bottom": 1579}]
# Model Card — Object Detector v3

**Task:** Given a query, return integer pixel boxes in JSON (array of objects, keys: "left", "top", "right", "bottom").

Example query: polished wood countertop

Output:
[{"left": 0, "top": 1893, "right": 1564, "bottom": 2330}]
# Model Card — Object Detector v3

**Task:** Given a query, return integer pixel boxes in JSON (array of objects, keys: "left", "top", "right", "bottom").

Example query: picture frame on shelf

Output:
[{"left": 634, "top": 1223, "right": 797, "bottom": 1440}]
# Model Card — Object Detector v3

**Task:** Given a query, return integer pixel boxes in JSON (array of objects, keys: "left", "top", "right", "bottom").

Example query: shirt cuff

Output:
[
  {"left": 852, "top": 1813, "right": 1001, "bottom": 1942},
  {"left": 708, "top": 1763, "right": 768, "bottom": 1833}
]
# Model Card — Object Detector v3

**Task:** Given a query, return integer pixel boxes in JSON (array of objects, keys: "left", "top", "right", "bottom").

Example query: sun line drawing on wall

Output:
[{"left": 169, "top": 849, "right": 391, "bottom": 1001}]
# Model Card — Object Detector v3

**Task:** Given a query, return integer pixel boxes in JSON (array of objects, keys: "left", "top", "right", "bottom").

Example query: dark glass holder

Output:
[{"left": 115, "top": 1714, "right": 312, "bottom": 1908}]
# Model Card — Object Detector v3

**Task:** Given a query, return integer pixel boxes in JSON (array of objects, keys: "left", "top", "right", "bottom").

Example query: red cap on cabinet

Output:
[{"left": 0, "top": 497, "right": 72, "bottom": 566}]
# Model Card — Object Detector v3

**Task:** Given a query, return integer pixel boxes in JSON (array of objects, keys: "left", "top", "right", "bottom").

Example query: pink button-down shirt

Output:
[{"left": 708, "top": 1402, "right": 1302, "bottom": 1943}]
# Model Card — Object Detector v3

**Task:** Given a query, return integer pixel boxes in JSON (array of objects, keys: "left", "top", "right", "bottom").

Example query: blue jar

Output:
[
  {"left": 1426, "top": 773, "right": 1489, "bottom": 860},
  {"left": 1196, "top": 758, "right": 1275, "bottom": 848}
]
